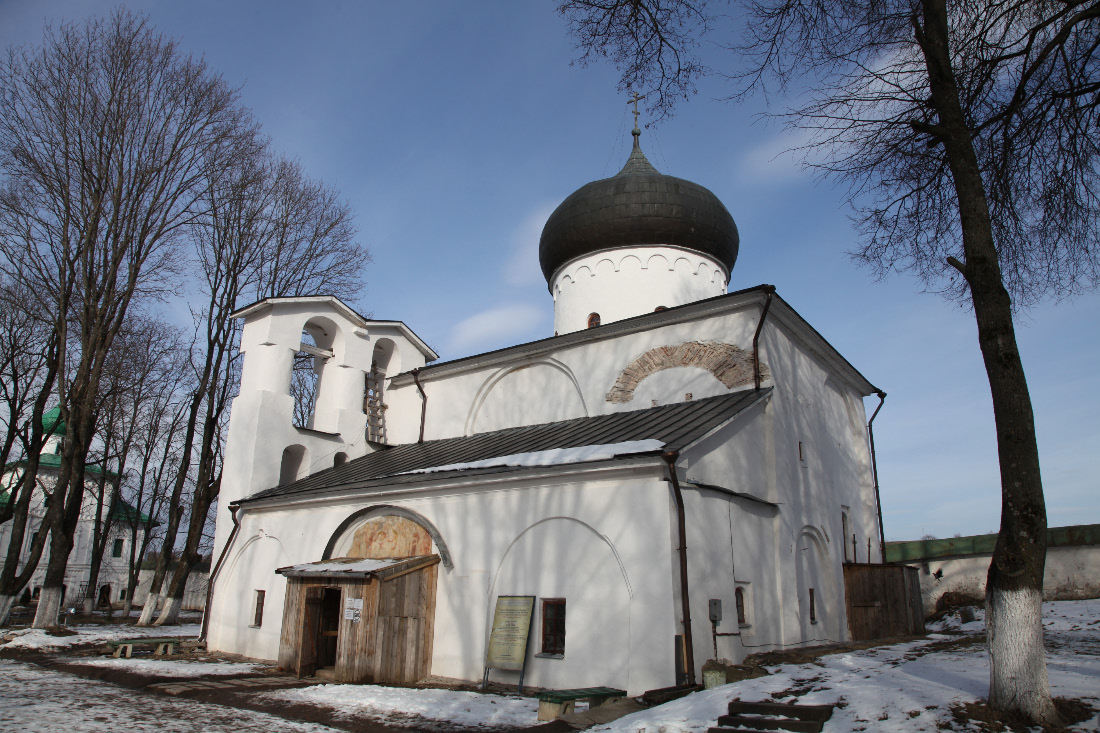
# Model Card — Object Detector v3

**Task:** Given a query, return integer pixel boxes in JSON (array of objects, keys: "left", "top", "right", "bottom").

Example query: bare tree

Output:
[
  {"left": 0, "top": 8, "right": 252, "bottom": 628},
  {"left": 0, "top": 279, "right": 57, "bottom": 624},
  {"left": 143, "top": 149, "right": 367, "bottom": 626},
  {"left": 79, "top": 318, "right": 182, "bottom": 614},
  {"left": 119, "top": 357, "right": 189, "bottom": 617},
  {"left": 560, "top": 0, "right": 1100, "bottom": 723}
]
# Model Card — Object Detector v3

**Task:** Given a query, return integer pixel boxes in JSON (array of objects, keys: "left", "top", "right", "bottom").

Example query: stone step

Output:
[
  {"left": 716, "top": 713, "right": 822, "bottom": 732},
  {"left": 728, "top": 701, "right": 834, "bottom": 722}
]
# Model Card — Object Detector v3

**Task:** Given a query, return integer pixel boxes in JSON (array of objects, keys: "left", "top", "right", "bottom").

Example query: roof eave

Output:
[
  {"left": 238, "top": 455, "right": 666, "bottom": 510},
  {"left": 231, "top": 296, "right": 438, "bottom": 362}
]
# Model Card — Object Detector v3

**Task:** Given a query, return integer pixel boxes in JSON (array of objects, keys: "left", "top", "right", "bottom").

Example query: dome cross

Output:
[{"left": 628, "top": 91, "right": 646, "bottom": 134}]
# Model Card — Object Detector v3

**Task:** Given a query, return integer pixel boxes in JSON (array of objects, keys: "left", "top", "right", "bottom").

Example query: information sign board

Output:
[{"left": 485, "top": 595, "right": 535, "bottom": 671}]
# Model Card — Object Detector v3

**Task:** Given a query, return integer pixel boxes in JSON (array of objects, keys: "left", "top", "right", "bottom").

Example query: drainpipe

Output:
[
  {"left": 411, "top": 368, "right": 427, "bottom": 443},
  {"left": 200, "top": 503, "right": 242, "bottom": 642},
  {"left": 662, "top": 451, "right": 696, "bottom": 686},
  {"left": 753, "top": 286, "right": 776, "bottom": 391},
  {"left": 867, "top": 391, "right": 887, "bottom": 564}
]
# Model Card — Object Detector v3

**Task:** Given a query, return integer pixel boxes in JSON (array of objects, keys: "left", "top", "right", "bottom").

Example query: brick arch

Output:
[{"left": 606, "top": 341, "right": 767, "bottom": 403}]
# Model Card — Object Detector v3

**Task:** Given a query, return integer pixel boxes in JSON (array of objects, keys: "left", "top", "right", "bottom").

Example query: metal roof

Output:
[
  {"left": 539, "top": 136, "right": 738, "bottom": 285},
  {"left": 243, "top": 388, "right": 771, "bottom": 505},
  {"left": 277, "top": 555, "right": 440, "bottom": 580}
]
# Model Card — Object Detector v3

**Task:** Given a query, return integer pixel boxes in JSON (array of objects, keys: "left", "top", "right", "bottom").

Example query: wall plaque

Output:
[{"left": 485, "top": 595, "right": 535, "bottom": 671}]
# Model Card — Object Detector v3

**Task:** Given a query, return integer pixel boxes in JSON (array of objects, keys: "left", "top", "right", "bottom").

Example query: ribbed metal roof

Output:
[
  {"left": 538, "top": 134, "right": 739, "bottom": 285},
  {"left": 243, "top": 388, "right": 770, "bottom": 504}
]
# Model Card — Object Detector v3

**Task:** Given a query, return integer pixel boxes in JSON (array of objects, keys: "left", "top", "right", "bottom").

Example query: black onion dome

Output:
[{"left": 539, "top": 133, "right": 739, "bottom": 285}]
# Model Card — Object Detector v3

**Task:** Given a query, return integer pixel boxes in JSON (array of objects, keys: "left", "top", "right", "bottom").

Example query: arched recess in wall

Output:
[
  {"left": 222, "top": 533, "right": 291, "bottom": 628},
  {"left": 793, "top": 525, "right": 837, "bottom": 643},
  {"left": 487, "top": 517, "right": 632, "bottom": 687},
  {"left": 279, "top": 444, "right": 310, "bottom": 485},
  {"left": 465, "top": 359, "right": 588, "bottom": 435},
  {"left": 323, "top": 504, "right": 454, "bottom": 570},
  {"left": 606, "top": 341, "right": 765, "bottom": 403}
]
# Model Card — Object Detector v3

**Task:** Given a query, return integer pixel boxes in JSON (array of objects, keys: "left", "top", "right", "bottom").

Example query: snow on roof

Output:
[
  {"left": 277, "top": 557, "right": 405, "bottom": 575},
  {"left": 398, "top": 439, "right": 665, "bottom": 475}
]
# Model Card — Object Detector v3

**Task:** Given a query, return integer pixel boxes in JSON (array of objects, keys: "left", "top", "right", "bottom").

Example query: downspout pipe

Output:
[
  {"left": 867, "top": 391, "right": 887, "bottom": 564},
  {"left": 411, "top": 367, "right": 427, "bottom": 444},
  {"left": 662, "top": 451, "right": 696, "bottom": 686},
  {"left": 200, "top": 503, "right": 242, "bottom": 642},
  {"left": 753, "top": 286, "right": 776, "bottom": 391}
]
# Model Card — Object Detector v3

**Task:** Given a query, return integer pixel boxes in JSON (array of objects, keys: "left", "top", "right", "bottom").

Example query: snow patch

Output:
[
  {"left": 264, "top": 683, "right": 545, "bottom": 729},
  {"left": 591, "top": 599, "right": 1100, "bottom": 733},
  {"left": 401, "top": 439, "right": 665, "bottom": 475},
  {"left": 69, "top": 657, "right": 264, "bottom": 677},
  {"left": 1, "top": 623, "right": 200, "bottom": 650}
]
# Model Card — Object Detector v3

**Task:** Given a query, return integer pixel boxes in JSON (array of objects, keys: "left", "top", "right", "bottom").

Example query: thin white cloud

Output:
[
  {"left": 736, "top": 127, "right": 822, "bottom": 186},
  {"left": 446, "top": 303, "right": 544, "bottom": 355},
  {"left": 503, "top": 203, "right": 557, "bottom": 287}
]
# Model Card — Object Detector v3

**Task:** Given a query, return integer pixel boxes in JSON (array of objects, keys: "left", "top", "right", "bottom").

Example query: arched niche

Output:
[
  {"left": 279, "top": 444, "right": 309, "bottom": 485},
  {"left": 466, "top": 359, "right": 588, "bottom": 435},
  {"left": 487, "top": 517, "right": 632, "bottom": 688},
  {"left": 323, "top": 505, "right": 454, "bottom": 570},
  {"left": 793, "top": 525, "right": 837, "bottom": 642}
]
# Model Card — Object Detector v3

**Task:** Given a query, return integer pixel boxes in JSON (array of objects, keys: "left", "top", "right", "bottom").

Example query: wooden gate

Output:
[{"left": 843, "top": 563, "right": 924, "bottom": 640}]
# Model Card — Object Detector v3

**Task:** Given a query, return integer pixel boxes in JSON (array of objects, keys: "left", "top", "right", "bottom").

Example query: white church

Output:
[{"left": 205, "top": 127, "right": 886, "bottom": 696}]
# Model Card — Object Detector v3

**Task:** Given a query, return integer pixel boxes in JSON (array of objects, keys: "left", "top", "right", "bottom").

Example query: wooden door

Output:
[
  {"left": 297, "top": 585, "right": 323, "bottom": 678},
  {"left": 372, "top": 564, "right": 438, "bottom": 684}
]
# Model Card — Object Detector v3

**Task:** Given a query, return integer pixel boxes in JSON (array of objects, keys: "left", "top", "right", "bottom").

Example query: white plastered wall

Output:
[
  {"left": 390, "top": 304, "right": 764, "bottom": 444},
  {"left": 907, "top": 545, "right": 1100, "bottom": 616},
  {"left": 206, "top": 467, "right": 679, "bottom": 696},
  {"left": 673, "top": 318, "right": 881, "bottom": 666},
  {"left": 551, "top": 246, "right": 728, "bottom": 335}
]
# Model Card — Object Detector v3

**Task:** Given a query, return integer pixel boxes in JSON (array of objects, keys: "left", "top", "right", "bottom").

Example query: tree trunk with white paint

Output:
[
  {"left": 987, "top": 585, "right": 1053, "bottom": 717},
  {"left": 137, "top": 592, "right": 160, "bottom": 626},
  {"left": 32, "top": 586, "right": 63, "bottom": 628},
  {"left": 154, "top": 595, "right": 182, "bottom": 626},
  {"left": 914, "top": 1, "right": 1058, "bottom": 723},
  {"left": 0, "top": 594, "right": 14, "bottom": 626}
]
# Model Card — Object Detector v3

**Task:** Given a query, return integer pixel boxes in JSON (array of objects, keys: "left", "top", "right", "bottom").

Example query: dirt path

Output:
[{"left": 0, "top": 645, "right": 537, "bottom": 732}]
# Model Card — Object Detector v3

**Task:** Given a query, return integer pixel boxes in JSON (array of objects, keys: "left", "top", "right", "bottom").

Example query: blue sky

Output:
[{"left": 1, "top": 0, "right": 1096, "bottom": 541}]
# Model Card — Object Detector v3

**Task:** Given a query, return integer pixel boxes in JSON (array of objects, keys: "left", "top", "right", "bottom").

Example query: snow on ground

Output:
[
  {"left": 0, "top": 659, "right": 338, "bottom": 733},
  {"left": 68, "top": 656, "right": 264, "bottom": 677},
  {"left": 264, "top": 683, "right": 549, "bottom": 730},
  {"left": 1, "top": 622, "right": 200, "bottom": 649},
  {"left": 593, "top": 599, "right": 1100, "bottom": 733}
]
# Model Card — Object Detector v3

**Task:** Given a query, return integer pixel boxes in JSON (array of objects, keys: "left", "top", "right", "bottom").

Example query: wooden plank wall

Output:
[
  {"left": 275, "top": 564, "right": 438, "bottom": 685},
  {"left": 371, "top": 563, "right": 438, "bottom": 684},
  {"left": 336, "top": 578, "right": 379, "bottom": 683},
  {"left": 843, "top": 564, "right": 926, "bottom": 640},
  {"left": 278, "top": 579, "right": 303, "bottom": 671}
]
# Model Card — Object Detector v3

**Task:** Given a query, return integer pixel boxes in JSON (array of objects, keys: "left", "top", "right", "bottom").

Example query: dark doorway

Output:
[
  {"left": 97, "top": 585, "right": 111, "bottom": 608},
  {"left": 318, "top": 587, "right": 341, "bottom": 669}
]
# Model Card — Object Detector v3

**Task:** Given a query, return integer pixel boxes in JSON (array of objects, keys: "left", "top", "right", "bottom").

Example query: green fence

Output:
[{"left": 885, "top": 523, "right": 1100, "bottom": 563}]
